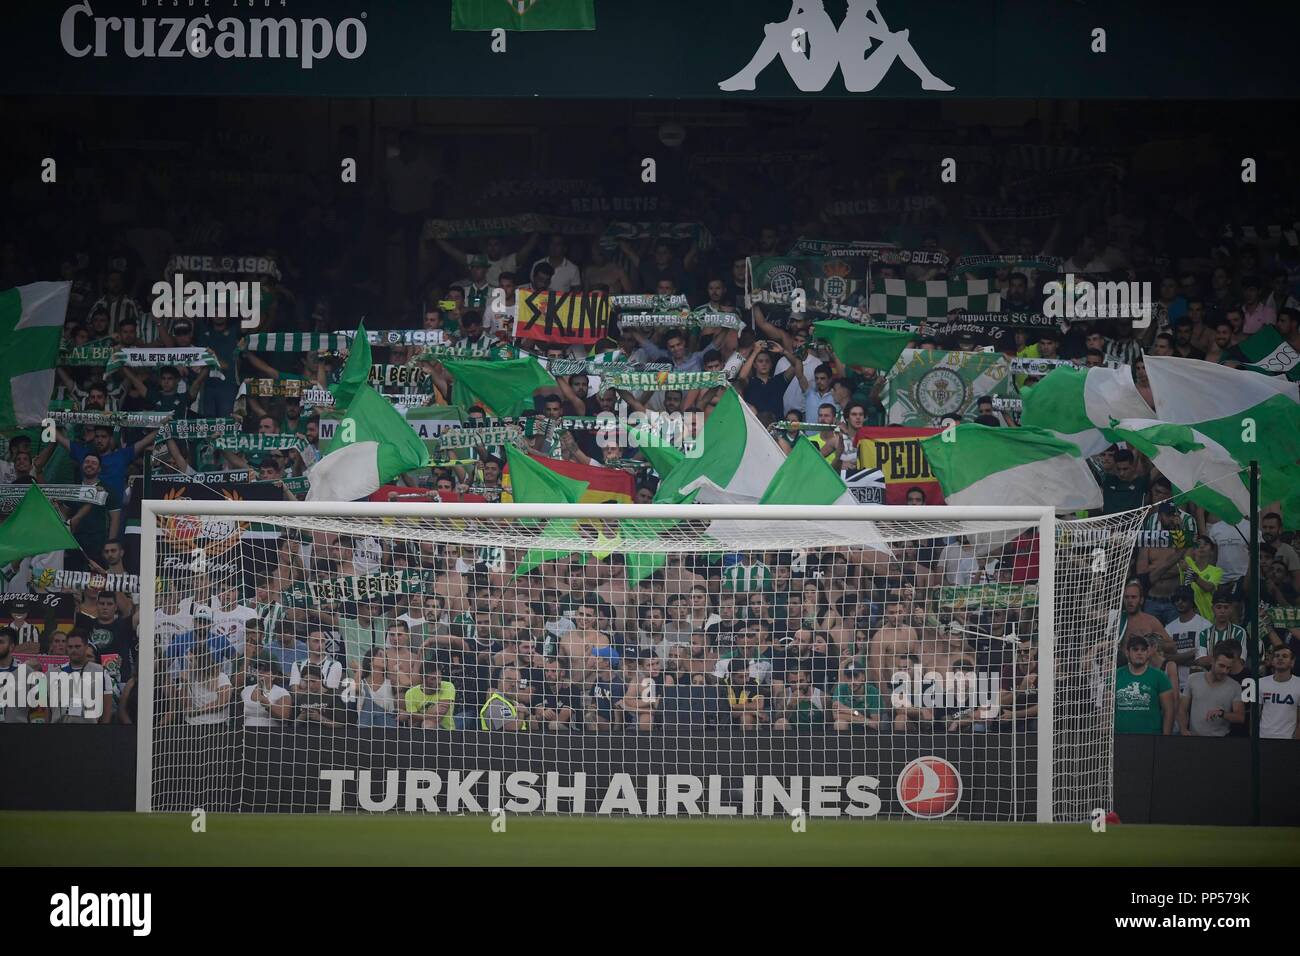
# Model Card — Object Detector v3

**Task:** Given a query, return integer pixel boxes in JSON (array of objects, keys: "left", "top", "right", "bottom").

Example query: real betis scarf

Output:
[
  {"left": 414, "top": 343, "right": 518, "bottom": 361},
  {"left": 369, "top": 365, "right": 432, "bottom": 389},
  {"left": 432, "top": 425, "right": 529, "bottom": 452},
  {"left": 0, "top": 483, "right": 107, "bottom": 509},
  {"left": 60, "top": 338, "right": 118, "bottom": 366},
  {"left": 155, "top": 417, "right": 242, "bottom": 441},
  {"left": 747, "top": 256, "right": 872, "bottom": 322},
  {"left": 280, "top": 569, "right": 435, "bottom": 607},
  {"left": 151, "top": 468, "right": 255, "bottom": 485},
  {"left": 245, "top": 378, "right": 308, "bottom": 398},
  {"left": 214, "top": 433, "right": 319, "bottom": 464},
  {"left": 105, "top": 347, "right": 224, "bottom": 378},
  {"left": 604, "top": 371, "right": 726, "bottom": 391},
  {"left": 545, "top": 358, "right": 671, "bottom": 376},
  {"left": 49, "top": 409, "right": 173, "bottom": 429},
  {"left": 868, "top": 278, "right": 1001, "bottom": 323},
  {"left": 937, "top": 583, "right": 1039, "bottom": 611},
  {"left": 951, "top": 254, "right": 1064, "bottom": 276},
  {"left": 422, "top": 213, "right": 600, "bottom": 240},
  {"left": 599, "top": 221, "right": 714, "bottom": 252}
]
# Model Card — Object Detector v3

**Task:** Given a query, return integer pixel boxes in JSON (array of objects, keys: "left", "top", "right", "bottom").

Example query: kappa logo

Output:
[
  {"left": 896, "top": 756, "right": 962, "bottom": 818},
  {"left": 722, "top": 1, "right": 953, "bottom": 93}
]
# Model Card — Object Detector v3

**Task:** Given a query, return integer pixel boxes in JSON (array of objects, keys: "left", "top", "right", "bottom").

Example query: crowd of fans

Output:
[{"left": 1, "top": 100, "right": 1297, "bottom": 741}]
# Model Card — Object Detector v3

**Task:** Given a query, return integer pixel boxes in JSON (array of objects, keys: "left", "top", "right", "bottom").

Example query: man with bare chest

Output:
[
  {"left": 380, "top": 620, "right": 423, "bottom": 699},
  {"left": 867, "top": 597, "right": 920, "bottom": 688}
]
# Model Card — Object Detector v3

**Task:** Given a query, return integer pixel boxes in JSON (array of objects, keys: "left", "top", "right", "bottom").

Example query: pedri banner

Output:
[{"left": 853, "top": 426, "right": 946, "bottom": 505}]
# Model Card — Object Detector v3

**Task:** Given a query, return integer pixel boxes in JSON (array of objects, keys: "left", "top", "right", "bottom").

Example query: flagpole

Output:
[{"left": 1248, "top": 459, "right": 1261, "bottom": 828}]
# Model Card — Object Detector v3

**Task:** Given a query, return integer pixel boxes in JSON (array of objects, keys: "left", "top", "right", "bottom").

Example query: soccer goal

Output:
[{"left": 136, "top": 500, "right": 1145, "bottom": 822}]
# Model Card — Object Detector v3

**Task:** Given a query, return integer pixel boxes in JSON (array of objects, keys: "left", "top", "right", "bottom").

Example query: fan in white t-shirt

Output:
[
  {"left": 1164, "top": 587, "right": 1211, "bottom": 694},
  {"left": 201, "top": 588, "right": 260, "bottom": 657},
  {"left": 241, "top": 658, "right": 293, "bottom": 727},
  {"left": 1259, "top": 647, "right": 1300, "bottom": 740}
]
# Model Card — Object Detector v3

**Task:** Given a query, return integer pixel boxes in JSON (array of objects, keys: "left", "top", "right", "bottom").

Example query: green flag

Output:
[
  {"left": 331, "top": 322, "right": 372, "bottom": 409},
  {"left": 0, "top": 282, "right": 70, "bottom": 431},
  {"left": 442, "top": 356, "right": 556, "bottom": 416},
  {"left": 1102, "top": 419, "right": 1248, "bottom": 523},
  {"left": 451, "top": 0, "right": 596, "bottom": 31},
  {"left": 306, "top": 385, "right": 430, "bottom": 501},
  {"left": 627, "top": 425, "right": 684, "bottom": 477},
  {"left": 759, "top": 435, "right": 852, "bottom": 505},
  {"left": 0, "top": 484, "right": 80, "bottom": 566},
  {"left": 505, "top": 445, "right": 589, "bottom": 577},
  {"left": 811, "top": 319, "right": 913, "bottom": 371}
]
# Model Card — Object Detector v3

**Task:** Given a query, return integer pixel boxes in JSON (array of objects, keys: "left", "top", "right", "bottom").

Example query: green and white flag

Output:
[
  {"left": 885, "top": 348, "right": 1012, "bottom": 426},
  {"left": 656, "top": 388, "right": 785, "bottom": 504},
  {"left": 1101, "top": 419, "right": 1249, "bottom": 523},
  {"left": 1143, "top": 355, "right": 1300, "bottom": 468},
  {"left": 306, "top": 385, "right": 431, "bottom": 501},
  {"left": 0, "top": 281, "right": 69, "bottom": 430},
  {"left": 451, "top": 0, "right": 595, "bottom": 31},
  {"left": 920, "top": 424, "right": 1102, "bottom": 511},
  {"left": 1233, "top": 326, "right": 1300, "bottom": 382},
  {"left": 1019, "top": 364, "right": 1155, "bottom": 457},
  {"left": 868, "top": 277, "right": 1000, "bottom": 324}
]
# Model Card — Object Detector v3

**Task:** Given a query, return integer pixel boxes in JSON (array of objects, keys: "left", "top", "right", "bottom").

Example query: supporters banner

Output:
[
  {"left": 130, "top": 475, "right": 283, "bottom": 553},
  {"left": 928, "top": 312, "right": 1058, "bottom": 349},
  {"left": 746, "top": 256, "right": 872, "bottom": 322},
  {"left": 150, "top": 469, "right": 254, "bottom": 485},
  {"left": 598, "top": 221, "right": 714, "bottom": 252},
  {"left": 30, "top": 568, "right": 140, "bottom": 595},
  {"left": 609, "top": 294, "right": 690, "bottom": 311},
  {"left": 938, "top": 583, "right": 1039, "bottom": 611},
  {"left": 854, "top": 426, "right": 945, "bottom": 505},
  {"left": 787, "top": 238, "right": 898, "bottom": 257},
  {"left": 280, "top": 569, "right": 436, "bottom": 608},
  {"left": 515, "top": 290, "right": 611, "bottom": 345},
  {"left": 422, "top": 214, "right": 600, "bottom": 240},
  {"left": 885, "top": 349, "right": 1012, "bottom": 426},
  {"left": 0, "top": 593, "right": 78, "bottom": 643},
  {"left": 49, "top": 410, "right": 174, "bottom": 430},
  {"left": 164, "top": 254, "right": 280, "bottom": 281},
  {"left": 616, "top": 309, "right": 743, "bottom": 331},
  {"left": 0, "top": 484, "right": 106, "bottom": 510}
]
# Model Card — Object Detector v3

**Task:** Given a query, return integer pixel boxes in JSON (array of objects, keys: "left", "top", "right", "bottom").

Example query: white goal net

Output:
[{"left": 137, "top": 502, "right": 1145, "bottom": 822}]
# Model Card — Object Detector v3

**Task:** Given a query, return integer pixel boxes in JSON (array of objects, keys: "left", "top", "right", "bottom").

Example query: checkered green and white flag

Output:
[{"left": 868, "top": 278, "right": 1001, "bottom": 323}]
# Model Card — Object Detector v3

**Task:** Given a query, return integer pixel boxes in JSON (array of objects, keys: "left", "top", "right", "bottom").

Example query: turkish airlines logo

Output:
[
  {"left": 721, "top": 1, "right": 953, "bottom": 93},
  {"left": 896, "top": 756, "right": 962, "bottom": 818}
]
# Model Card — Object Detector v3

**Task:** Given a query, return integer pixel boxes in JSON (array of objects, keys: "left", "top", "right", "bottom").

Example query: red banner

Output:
[
  {"left": 514, "top": 289, "right": 611, "bottom": 345},
  {"left": 854, "top": 426, "right": 946, "bottom": 506}
]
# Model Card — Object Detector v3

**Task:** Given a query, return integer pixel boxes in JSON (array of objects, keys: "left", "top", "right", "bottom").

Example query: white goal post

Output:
[{"left": 136, "top": 500, "right": 1139, "bottom": 822}]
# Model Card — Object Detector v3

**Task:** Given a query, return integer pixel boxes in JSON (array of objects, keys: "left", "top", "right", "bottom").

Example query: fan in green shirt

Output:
[
  {"left": 1114, "top": 635, "right": 1174, "bottom": 734},
  {"left": 831, "top": 663, "right": 882, "bottom": 731}
]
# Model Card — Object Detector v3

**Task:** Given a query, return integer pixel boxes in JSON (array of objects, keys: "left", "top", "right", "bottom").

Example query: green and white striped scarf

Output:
[
  {"left": 49, "top": 409, "right": 174, "bottom": 429},
  {"left": 242, "top": 332, "right": 349, "bottom": 352},
  {"left": 105, "top": 347, "right": 224, "bottom": 379},
  {"left": 280, "top": 569, "right": 436, "bottom": 608},
  {"left": 604, "top": 371, "right": 726, "bottom": 391},
  {"left": 60, "top": 338, "right": 118, "bottom": 366},
  {"left": 156, "top": 417, "right": 241, "bottom": 440},
  {"left": 609, "top": 294, "right": 689, "bottom": 311},
  {"left": 213, "top": 433, "right": 318, "bottom": 464},
  {"left": 0, "top": 483, "right": 107, "bottom": 509}
]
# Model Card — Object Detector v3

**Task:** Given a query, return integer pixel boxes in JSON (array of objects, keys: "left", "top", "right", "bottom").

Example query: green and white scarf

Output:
[
  {"left": 156, "top": 417, "right": 242, "bottom": 441},
  {"left": 105, "top": 347, "right": 224, "bottom": 379},
  {"left": 368, "top": 365, "right": 432, "bottom": 388},
  {"left": 431, "top": 425, "right": 529, "bottom": 452},
  {"left": 0, "top": 483, "right": 107, "bottom": 509},
  {"left": 49, "top": 409, "right": 174, "bottom": 429},
  {"left": 213, "top": 433, "right": 318, "bottom": 464},
  {"left": 60, "top": 338, "right": 118, "bottom": 366},
  {"left": 604, "top": 371, "right": 726, "bottom": 391},
  {"left": 598, "top": 221, "right": 713, "bottom": 252},
  {"left": 610, "top": 294, "right": 689, "bottom": 311},
  {"left": 245, "top": 378, "right": 307, "bottom": 398},
  {"left": 242, "top": 332, "right": 349, "bottom": 353},
  {"left": 280, "top": 569, "right": 436, "bottom": 607},
  {"left": 951, "top": 254, "right": 1064, "bottom": 276},
  {"left": 414, "top": 343, "right": 518, "bottom": 362},
  {"left": 422, "top": 214, "right": 600, "bottom": 240}
]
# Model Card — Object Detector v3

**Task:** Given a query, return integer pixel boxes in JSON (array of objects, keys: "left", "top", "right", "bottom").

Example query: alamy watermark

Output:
[
  {"left": 595, "top": 408, "right": 705, "bottom": 458},
  {"left": 152, "top": 272, "right": 260, "bottom": 329},
  {"left": 1042, "top": 273, "right": 1153, "bottom": 328},
  {"left": 889, "top": 665, "right": 1001, "bottom": 717},
  {"left": 0, "top": 664, "right": 110, "bottom": 720}
]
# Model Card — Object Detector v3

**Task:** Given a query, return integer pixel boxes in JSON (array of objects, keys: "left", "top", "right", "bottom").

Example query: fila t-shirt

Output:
[{"left": 1259, "top": 675, "right": 1300, "bottom": 739}]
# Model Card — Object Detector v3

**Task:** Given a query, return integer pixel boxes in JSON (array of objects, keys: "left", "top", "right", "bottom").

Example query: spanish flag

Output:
[{"left": 502, "top": 453, "right": 634, "bottom": 505}]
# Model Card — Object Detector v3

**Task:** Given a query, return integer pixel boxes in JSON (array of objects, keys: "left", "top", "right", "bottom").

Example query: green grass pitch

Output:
[{"left": 6, "top": 812, "right": 1299, "bottom": 866}]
